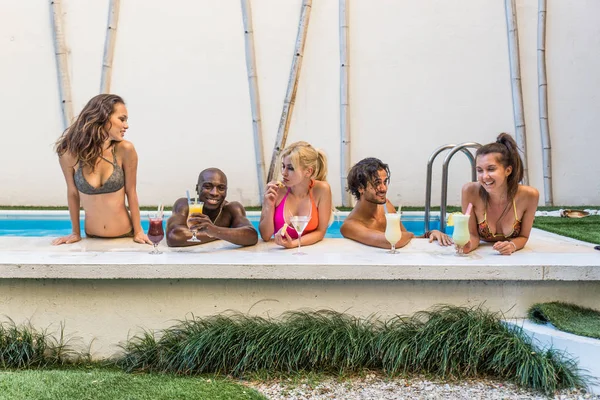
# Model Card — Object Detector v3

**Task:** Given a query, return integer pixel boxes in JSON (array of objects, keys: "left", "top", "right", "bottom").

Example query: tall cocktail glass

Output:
[
  {"left": 147, "top": 213, "right": 164, "bottom": 254},
  {"left": 187, "top": 198, "right": 204, "bottom": 242},
  {"left": 384, "top": 213, "right": 402, "bottom": 254},
  {"left": 452, "top": 214, "right": 470, "bottom": 256}
]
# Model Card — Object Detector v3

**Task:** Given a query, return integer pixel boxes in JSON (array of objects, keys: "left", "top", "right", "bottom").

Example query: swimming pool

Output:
[{"left": 0, "top": 212, "right": 448, "bottom": 238}]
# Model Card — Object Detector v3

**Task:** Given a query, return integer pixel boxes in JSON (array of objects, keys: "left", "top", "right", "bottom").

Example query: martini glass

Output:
[{"left": 289, "top": 215, "right": 310, "bottom": 255}]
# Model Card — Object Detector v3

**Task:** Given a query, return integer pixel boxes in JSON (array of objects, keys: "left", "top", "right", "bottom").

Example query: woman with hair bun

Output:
[
  {"left": 460, "top": 133, "right": 539, "bottom": 255},
  {"left": 259, "top": 141, "right": 332, "bottom": 248},
  {"left": 52, "top": 94, "right": 150, "bottom": 245}
]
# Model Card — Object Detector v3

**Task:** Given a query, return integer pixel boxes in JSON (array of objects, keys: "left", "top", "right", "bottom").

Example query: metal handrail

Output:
[{"left": 424, "top": 142, "right": 481, "bottom": 233}]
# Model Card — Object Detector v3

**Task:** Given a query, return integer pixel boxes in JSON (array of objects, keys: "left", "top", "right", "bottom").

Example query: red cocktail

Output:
[{"left": 148, "top": 216, "right": 164, "bottom": 254}]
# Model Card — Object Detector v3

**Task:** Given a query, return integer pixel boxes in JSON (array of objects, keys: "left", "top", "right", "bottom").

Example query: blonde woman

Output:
[
  {"left": 259, "top": 141, "right": 332, "bottom": 248},
  {"left": 52, "top": 94, "right": 150, "bottom": 245}
]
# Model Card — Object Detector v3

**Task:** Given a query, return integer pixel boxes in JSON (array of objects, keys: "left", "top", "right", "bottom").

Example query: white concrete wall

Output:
[
  {"left": 1, "top": 0, "right": 599, "bottom": 207},
  {"left": 3, "top": 279, "right": 599, "bottom": 359}
]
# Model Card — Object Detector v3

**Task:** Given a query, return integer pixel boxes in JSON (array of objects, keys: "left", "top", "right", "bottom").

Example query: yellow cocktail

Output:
[
  {"left": 187, "top": 199, "right": 204, "bottom": 242},
  {"left": 188, "top": 203, "right": 204, "bottom": 215}
]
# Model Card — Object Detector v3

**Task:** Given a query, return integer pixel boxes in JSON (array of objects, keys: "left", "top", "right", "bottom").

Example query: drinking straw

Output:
[
  {"left": 157, "top": 203, "right": 164, "bottom": 219},
  {"left": 186, "top": 190, "right": 191, "bottom": 204},
  {"left": 397, "top": 204, "right": 402, "bottom": 215},
  {"left": 465, "top": 202, "right": 473, "bottom": 216}
]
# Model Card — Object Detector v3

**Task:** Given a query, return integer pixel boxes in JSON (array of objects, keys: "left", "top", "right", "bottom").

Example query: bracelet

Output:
[
  {"left": 424, "top": 230, "right": 432, "bottom": 238},
  {"left": 509, "top": 241, "right": 517, "bottom": 252}
]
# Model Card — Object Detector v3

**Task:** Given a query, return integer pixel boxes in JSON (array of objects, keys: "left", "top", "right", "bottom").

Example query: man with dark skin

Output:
[
  {"left": 166, "top": 168, "right": 258, "bottom": 247},
  {"left": 341, "top": 158, "right": 452, "bottom": 249}
]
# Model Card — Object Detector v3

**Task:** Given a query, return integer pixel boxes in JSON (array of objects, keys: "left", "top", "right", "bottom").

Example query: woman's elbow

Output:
[
  {"left": 67, "top": 188, "right": 79, "bottom": 199},
  {"left": 312, "top": 229, "right": 327, "bottom": 242},
  {"left": 259, "top": 229, "right": 272, "bottom": 242}
]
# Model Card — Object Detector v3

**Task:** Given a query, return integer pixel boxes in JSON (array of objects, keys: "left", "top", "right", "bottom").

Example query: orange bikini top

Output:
[{"left": 477, "top": 199, "right": 521, "bottom": 240}]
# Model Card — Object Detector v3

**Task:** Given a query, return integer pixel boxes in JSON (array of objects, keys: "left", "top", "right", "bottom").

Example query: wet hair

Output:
[
  {"left": 55, "top": 94, "right": 125, "bottom": 171},
  {"left": 476, "top": 133, "right": 524, "bottom": 201},
  {"left": 280, "top": 141, "right": 328, "bottom": 181},
  {"left": 346, "top": 157, "right": 390, "bottom": 200}
]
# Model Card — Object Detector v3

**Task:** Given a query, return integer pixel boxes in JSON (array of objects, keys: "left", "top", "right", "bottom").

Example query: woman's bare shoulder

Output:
[
  {"left": 116, "top": 140, "right": 136, "bottom": 154},
  {"left": 461, "top": 182, "right": 480, "bottom": 196},
  {"left": 517, "top": 185, "right": 540, "bottom": 204},
  {"left": 58, "top": 151, "right": 77, "bottom": 167},
  {"left": 312, "top": 180, "right": 331, "bottom": 193}
]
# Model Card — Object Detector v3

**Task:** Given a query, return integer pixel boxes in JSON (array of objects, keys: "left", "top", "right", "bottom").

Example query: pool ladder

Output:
[{"left": 424, "top": 142, "right": 481, "bottom": 233}]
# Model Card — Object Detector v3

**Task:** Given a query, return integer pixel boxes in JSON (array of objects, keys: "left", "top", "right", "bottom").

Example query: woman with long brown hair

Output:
[
  {"left": 52, "top": 94, "right": 150, "bottom": 245},
  {"left": 460, "top": 133, "right": 539, "bottom": 255}
]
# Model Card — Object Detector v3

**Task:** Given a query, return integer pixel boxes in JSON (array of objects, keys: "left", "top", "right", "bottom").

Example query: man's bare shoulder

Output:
[
  {"left": 343, "top": 209, "right": 370, "bottom": 226},
  {"left": 171, "top": 198, "right": 189, "bottom": 215},
  {"left": 224, "top": 201, "right": 247, "bottom": 216}
]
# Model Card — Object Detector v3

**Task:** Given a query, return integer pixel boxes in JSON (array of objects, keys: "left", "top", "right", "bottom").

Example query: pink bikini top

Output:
[{"left": 273, "top": 181, "right": 319, "bottom": 239}]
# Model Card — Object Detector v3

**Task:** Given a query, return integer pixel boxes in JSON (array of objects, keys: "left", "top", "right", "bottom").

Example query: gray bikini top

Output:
[{"left": 74, "top": 145, "right": 125, "bottom": 195}]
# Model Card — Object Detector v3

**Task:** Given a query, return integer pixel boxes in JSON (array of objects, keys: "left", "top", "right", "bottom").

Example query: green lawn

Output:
[
  {"left": 533, "top": 215, "right": 600, "bottom": 244},
  {"left": 0, "top": 369, "right": 265, "bottom": 400},
  {"left": 528, "top": 302, "right": 600, "bottom": 339}
]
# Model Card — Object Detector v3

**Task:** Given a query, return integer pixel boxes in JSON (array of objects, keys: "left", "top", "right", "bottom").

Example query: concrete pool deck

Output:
[{"left": 0, "top": 228, "right": 599, "bottom": 358}]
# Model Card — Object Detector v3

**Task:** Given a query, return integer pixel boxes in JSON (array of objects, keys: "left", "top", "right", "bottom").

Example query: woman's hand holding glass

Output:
[
  {"left": 275, "top": 196, "right": 312, "bottom": 254},
  {"left": 274, "top": 225, "right": 295, "bottom": 248}
]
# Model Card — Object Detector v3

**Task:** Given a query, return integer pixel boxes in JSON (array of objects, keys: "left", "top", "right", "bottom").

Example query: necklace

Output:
[{"left": 212, "top": 205, "right": 223, "bottom": 225}]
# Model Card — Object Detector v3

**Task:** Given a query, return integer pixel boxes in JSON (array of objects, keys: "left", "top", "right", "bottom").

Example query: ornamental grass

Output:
[
  {"left": 118, "top": 306, "right": 586, "bottom": 394},
  {"left": 0, "top": 319, "right": 75, "bottom": 368}
]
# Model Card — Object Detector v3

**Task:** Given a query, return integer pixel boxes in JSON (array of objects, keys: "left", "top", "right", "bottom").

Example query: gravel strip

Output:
[{"left": 245, "top": 373, "right": 599, "bottom": 400}]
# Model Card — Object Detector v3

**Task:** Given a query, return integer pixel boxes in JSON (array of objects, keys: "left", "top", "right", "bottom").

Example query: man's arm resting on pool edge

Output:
[
  {"left": 340, "top": 218, "right": 414, "bottom": 249},
  {"left": 199, "top": 202, "right": 258, "bottom": 246}
]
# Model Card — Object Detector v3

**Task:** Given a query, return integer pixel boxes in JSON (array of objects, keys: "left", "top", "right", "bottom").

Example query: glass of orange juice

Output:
[{"left": 187, "top": 198, "right": 204, "bottom": 243}]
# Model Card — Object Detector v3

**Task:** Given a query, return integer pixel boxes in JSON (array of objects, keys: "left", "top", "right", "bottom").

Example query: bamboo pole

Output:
[
  {"left": 267, "top": 0, "right": 312, "bottom": 183},
  {"left": 241, "top": 0, "right": 267, "bottom": 202},
  {"left": 339, "top": 0, "right": 351, "bottom": 207},
  {"left": 100, "top": 0, "right": 121, "bottom": 94},
  {"left": 50, "top": 0, "right": 74, "bottom": 129},
  {"left": 537, "top": 0, "right": 553, "bottom": 205},
  {"left": 505, "top": 0, "right": 529, "bottom": 185}
]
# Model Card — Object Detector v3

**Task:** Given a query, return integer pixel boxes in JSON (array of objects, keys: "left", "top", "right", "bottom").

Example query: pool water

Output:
[{"left": 0, "top": 214, "right": 448, "bottom": 238}]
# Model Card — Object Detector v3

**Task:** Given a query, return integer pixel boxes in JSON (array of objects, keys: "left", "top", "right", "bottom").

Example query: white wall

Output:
[{"left": 1, "top": 0, "right": 599, "bottom": 206}]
